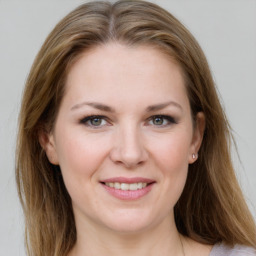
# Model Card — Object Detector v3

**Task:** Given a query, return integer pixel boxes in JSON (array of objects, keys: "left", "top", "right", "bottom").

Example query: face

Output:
[{"left": 42, "top": 43, "right": 204, "bottom": 234}]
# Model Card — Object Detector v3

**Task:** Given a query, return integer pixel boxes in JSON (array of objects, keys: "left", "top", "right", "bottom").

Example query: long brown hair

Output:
[{"left": 16, "top": 1, "right": 256, "bottom": 255}]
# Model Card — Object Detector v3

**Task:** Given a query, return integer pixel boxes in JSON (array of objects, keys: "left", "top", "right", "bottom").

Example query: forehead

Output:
[{"left": 63, "top": 43, "right": 188, "bottom": 108}]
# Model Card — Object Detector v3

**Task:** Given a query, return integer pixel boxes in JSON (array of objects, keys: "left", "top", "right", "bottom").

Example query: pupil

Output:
[
  {"left": 92, "top": 118, "right": 102, "bottom": 126},
  {"left": 154, "top": 117, "right": 163, "bottom": 125}
]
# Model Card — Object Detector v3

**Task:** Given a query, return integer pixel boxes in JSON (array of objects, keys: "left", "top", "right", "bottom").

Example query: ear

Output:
[
  {"left": 38, "top": 129, "right": 59, "bottom": 165},
  {"left": 188, "top": 112, "right": 205, "bottom": 164}
]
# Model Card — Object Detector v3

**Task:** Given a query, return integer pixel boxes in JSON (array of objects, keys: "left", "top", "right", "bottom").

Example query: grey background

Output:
[{"left": 0, "top": 0, "right": 255, "bottom": 255}]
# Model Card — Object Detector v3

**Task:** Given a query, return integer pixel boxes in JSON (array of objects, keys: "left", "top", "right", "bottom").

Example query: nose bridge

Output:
[{"left": 110, "top": 121, "right": 147, "bottom": 168}]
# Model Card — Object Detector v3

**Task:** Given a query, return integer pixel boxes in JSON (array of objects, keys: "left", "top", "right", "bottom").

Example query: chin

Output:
[{"left": 100, "top": 209, "right": 162, "bottom": 234}]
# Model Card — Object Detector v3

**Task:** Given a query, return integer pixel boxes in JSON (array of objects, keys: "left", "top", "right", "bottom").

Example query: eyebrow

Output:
[
  {"left": 146, "top": 101, "right": 183, "bottom": 112},
  {"left": 70, "top": 100, "right": 182, "bottom": 112},
  {"left": 71, "top": 102, "right": 115, "bottom": 112}
]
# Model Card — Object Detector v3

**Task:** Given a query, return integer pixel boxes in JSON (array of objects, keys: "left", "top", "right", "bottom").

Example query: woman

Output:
[{"left": 16, "top": 1, "right": 256, "bottom": 255}]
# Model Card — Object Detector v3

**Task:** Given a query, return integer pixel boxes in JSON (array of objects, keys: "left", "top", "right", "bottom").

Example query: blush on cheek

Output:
[
  {"left": 154, "top": 144, "right": 189, "bottom": 201},
  {"left": 155, "top": 140, "right": 190, "bottom": 168}
]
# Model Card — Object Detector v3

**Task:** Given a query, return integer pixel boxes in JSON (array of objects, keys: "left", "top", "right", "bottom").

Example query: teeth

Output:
[
  {"left": 120, "top": 183, "right": 129, "bottom": 190},
  {"left": 115, "top": 182, "right": 120, "bottom": 189},
  {"left": 105, "top": 182, "right": 148, "bottom": 190},
  {"left": 129, "top": 183, "right": 138, "bottom": 190}
]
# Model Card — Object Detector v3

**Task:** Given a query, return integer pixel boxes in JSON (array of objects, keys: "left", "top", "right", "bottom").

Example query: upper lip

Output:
[{"left": 100, "top": 177, "right": 155, "bottom": 184}]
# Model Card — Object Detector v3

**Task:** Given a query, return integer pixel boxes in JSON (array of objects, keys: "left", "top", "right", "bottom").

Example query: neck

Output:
[{"left": 69, "top": 214, "right": 185, "bottom": 256}]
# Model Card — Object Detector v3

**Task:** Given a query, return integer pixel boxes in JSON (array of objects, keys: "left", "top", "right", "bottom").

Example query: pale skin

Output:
[{"left": 40, "top": 43, "right": 212, "bottom": 256}]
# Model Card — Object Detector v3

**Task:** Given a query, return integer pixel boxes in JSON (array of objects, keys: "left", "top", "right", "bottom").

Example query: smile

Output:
[
  {"left": 101, "top": 177, "right": 155, "bottom": 200},
  {"left": 104, "top": 182, "right": 147, "bottom": 191}
]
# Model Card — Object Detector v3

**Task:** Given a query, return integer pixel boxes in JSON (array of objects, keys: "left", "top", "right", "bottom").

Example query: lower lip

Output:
[{"left": 102, "top": 183, "right": 154, "bottom": 200}]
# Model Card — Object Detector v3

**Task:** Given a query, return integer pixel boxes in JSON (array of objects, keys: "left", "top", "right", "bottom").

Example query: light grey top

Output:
[{"left": 210, "top": 243, "right": 256, "bottom": 256}]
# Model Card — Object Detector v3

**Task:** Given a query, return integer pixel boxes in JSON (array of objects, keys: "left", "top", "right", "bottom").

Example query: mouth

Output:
[
  {"left": 103, "top": 182, "right": 149, "bottom": 191},
  {"left": 100, "top": 177, "right": 155, "bottom": 200}
]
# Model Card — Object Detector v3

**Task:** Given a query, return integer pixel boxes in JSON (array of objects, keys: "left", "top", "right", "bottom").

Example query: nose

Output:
[{"left": 109, "top": 125, "right": 148, "bottom": 169}]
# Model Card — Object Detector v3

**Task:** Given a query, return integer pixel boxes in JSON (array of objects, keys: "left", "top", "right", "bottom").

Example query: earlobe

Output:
[
  {"left": 189, "top": 112, "right": 205, "bottom": 164},
  {"left": 38, "top": 130, "right": 59, "bottom": 165}
]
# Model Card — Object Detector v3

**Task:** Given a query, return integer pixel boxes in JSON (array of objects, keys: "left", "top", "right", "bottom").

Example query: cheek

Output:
[
  {"left": 55, "top": 131, "right": 111, "bottom": 183},
  {"left": 54, "top": 133, "right": 111, "bottom": 210},
  {"left": 150, "top": 132, "right": 191, "bottom": 198},
  {"left": 151, "top": 132, "right": 192, "bottom": 169}
]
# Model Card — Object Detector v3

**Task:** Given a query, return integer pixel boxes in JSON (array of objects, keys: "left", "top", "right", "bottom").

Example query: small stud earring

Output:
[{"left": 192, "top": 153, "right": 198, "bottom": 159}]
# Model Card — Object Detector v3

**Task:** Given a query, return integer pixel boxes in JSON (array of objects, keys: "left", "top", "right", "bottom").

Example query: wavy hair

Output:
[{"left": 16, "top": 1, "right": 256, "bottom": 255}]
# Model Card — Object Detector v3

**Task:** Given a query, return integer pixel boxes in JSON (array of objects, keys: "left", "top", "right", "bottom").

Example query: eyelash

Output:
[
  {"left": 80, "top": 115, "right": 109, "bottom": 128},
  {"left": 79, "top": 115, "right": 177, "bottom": 128},
  {"left": 147, "top": 115, "right": 177, "bottom": 127}
]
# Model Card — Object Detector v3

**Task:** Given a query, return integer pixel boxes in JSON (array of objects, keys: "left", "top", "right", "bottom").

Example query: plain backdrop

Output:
[{"left": 0, "top": 0, "right": 255, "bottom": 255}]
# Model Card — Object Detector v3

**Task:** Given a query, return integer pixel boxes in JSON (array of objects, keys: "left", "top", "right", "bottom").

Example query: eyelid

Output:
[
  {"left": 80, "top": 115, "right": 110, "bottom": 127},
  {"left": 146, "top": 115, "right": 177, "bottom": 126},
  {"left": 79, "top": 114, "right": 177, "bottom": 128}
]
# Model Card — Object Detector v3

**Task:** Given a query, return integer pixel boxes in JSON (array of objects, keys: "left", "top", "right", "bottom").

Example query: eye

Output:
[
  {"left": 80, "top": 115, "right": 108, "bottom": 127},
  {"left": 148, "top": 115, "right": 177, "bottom": 126}
]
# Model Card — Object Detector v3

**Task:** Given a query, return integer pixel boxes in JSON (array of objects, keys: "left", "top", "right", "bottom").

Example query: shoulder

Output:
[{"left": 210, "top": 243, "right": 256, "bottom": 256}]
